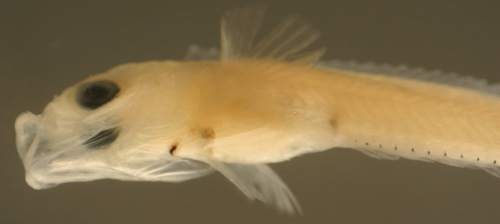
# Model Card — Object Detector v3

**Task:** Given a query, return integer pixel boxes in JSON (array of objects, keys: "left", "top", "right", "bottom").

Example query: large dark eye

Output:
[{"left": 77, "top": 80, "right": 120, "bottom": 109}]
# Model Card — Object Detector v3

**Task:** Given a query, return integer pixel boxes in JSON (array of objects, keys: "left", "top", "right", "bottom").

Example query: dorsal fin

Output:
[
  {"left": 183, "top": 45, "right": 220, "bottom": 61},
  {"left": 183, "top": 45, "right": 500, "bottom": 96},
  {"left": 319, "top": 60, "right": 500, "bottom": 96},
  {"left": 220, "top": 4, "right": 325, "bottom": 65}
]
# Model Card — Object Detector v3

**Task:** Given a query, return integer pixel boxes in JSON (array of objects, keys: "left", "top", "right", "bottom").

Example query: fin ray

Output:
[
  {"left": 220, "top": 4, "right": 325, "bottom": 65},
  {"left": 205, "top": 157, "right": 302, "bottom": 215},
  {"left": 220, "top": 4, "right": 266, "bottom": 61},
  {"left": 319, "top": 60, "right": 500, "bottom": 96}
]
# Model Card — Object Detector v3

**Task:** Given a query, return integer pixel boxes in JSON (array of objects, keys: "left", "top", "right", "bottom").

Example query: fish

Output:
[{"left": 14, "top": 4, "right": 500, "bottom": 215}]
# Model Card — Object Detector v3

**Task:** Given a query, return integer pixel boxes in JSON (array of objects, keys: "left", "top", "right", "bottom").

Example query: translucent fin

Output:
[
  {"left": 351, "top": 146, "right": 500, "bottom": 179},
  {"left": 183, "top": 45, "right": 220, "bottom": 61},
  {"left": 220, "top": 4, "right": 325, "bottom": 65},
  {"left": 205, "top": 158, "right": 302, "bottom": 215},
  {"left": 220, "top": 4, "right": 267, "bottom": 61},
  {"left": 409, "top": 155, "right": 500, "bottom": 179},
  {"left": 131, "top": 159, "right": 215, "bottom": 183},
  {"left": 318, "top": 60, "right": 500, "bottom": 96},
  {"left": 354, "top": 148, "right": 400, "bottom": 161},
  {"left": 481, "top": 166, "right": 500, "bottom": 178}
]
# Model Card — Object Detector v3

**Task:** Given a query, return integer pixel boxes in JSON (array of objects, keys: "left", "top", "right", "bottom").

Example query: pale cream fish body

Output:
[{"left": 14, "top": 5, "right": 500, "bottom": 215}]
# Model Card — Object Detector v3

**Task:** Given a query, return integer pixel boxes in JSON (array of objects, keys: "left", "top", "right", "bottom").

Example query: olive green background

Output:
[{"left": 1, "top": 1, "right": 499, "bottom": 223}]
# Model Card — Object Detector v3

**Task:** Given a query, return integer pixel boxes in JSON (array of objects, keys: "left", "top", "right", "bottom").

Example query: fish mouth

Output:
[
  {"left": 15, "top": 112, "right": 40, "bottom": 168},
  {"left": 15, "top": 112, "right": 54, "bottom": 189},
  {"left": 14, "top": 113, "right": 216, "bottom": 189},
  {"left": 15, "top": 112, "right": 76, "bottom": 189},
  {"left": 24, "top": 171, "right": 57, "bottom": 189}
]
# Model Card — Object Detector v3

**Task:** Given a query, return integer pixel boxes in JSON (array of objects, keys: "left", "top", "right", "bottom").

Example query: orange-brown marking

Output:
[
  {"left": 202, "top": 128, "right": 216, "bottom": 139},
  {"left": 329, "top": 119, "right": 338, "bottom": 134}
]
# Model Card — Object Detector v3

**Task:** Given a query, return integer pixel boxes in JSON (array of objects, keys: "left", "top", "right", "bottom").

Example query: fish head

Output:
[{"left": 15, "top": 61, "right": 214, "bottom": 189}]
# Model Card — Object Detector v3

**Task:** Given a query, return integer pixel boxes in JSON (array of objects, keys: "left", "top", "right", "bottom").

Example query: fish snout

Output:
[
  {"left": 14, "top": 112, "right": 56, "bottom": 189},
  {"left": 15, "top": 112, "right": 40, "bottom": 166}
]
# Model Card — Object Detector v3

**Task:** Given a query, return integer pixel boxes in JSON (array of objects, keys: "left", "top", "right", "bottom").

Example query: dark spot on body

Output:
[
  {"left": 477, "top": 158, "right": 480, "bottom": 161},
  {"left": 411, "top": 148, "right": 414, "bottom": 152},
  {"left": 461, "top": 154, "right": 463, "bottom": 158},
  {"left": 169, "top": 144, "right": 178, "bottom": 155},
  {"left": 365, "top": 142, "right": 369, "bottom": 146},
  {"left": 394, "top": 146, "right": 397, "bottom": 150},
  {"left": 494, "top": 160, "right": 497, "bottom": 164},
  {"left": 444, "top": 152, "right": 447, "bottom": 156},
  {"left": 427, "top": 150, "right": 430, "bottom": 155},
  {"left": 379, "top": 144, "right": 382, "bottom": 148}
]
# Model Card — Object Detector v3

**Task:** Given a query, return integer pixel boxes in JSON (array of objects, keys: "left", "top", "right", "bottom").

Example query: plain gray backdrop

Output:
[{"left": 1, "top": 1, "right": 500, "bottom": 223}]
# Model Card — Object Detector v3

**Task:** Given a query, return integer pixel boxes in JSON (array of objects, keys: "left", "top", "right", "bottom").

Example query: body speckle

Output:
[
  {"left": 202, "top": 128, "right": 215, "bottom": 139},
  {"left": 329, "top": 119, "right": 337, "bottom": 132}
]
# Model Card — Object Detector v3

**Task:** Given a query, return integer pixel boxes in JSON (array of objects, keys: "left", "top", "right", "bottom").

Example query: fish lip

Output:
[
  {"left": 15, "top": 112, "right": 41, "bottom": 168},
  {"left": 14, "top": 112, "right": 116, "bottom": 189},
  {"left": 15, "top": 112, "right": 59, "bottom": 189},
  {"left": 25, "top": 171, "right": 58, "bottom": 189}
]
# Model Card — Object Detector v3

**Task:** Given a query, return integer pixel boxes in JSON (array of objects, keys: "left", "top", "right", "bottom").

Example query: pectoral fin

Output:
[{"left": 205, "top": 158, "right": 302, "bottom": 215}]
